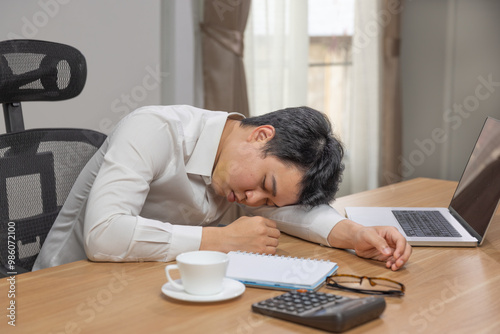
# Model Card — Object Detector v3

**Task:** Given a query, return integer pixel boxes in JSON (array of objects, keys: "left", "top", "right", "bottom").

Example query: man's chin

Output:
[{"left": 207, "top": 184, "right": 228, "bottom": 201}]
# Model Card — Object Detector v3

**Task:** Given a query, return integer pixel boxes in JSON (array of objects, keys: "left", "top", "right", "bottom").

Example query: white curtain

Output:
[
  {"left": 244, "top": 0, "right": 309, "bottom": 116},
  {"left": 347, "top": 0, "right": 382, "bottom": 193}
]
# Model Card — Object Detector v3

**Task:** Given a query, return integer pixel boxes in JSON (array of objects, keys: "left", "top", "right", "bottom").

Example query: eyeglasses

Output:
[{"left": 325, "top": 274, "right": 405, "bottom": 297}]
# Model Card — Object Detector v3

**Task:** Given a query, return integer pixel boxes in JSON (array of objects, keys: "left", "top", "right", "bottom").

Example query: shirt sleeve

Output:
[
  {"left": 241, "top": 204, "right": 346, "bottom": 246},
  {"left": 83, "top": 112, "right": 202, "bottom": 263}
]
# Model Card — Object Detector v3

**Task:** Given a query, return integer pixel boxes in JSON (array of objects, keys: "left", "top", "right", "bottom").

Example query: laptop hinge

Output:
[{"left": 449, "top": 206, "right": 481, "bottom": 244}]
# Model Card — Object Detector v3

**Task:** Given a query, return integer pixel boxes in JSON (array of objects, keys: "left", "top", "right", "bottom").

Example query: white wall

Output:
[
  {"left": 401, "top": 0, "right": 500, "bottom": 181},
  {"left": 0, "top": 0, "right": 162, "bottom": 134}
]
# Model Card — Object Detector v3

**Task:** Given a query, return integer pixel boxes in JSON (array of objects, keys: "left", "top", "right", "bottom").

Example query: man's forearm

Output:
[
  {"left": 243, "top": 204, "right": 345, "bottom": 247},
  {"left": 326, "top": 219, "right": 364, "bottom": 249}
]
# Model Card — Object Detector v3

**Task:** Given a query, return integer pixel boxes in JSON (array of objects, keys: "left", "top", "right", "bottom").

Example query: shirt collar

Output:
[{"left": 185, "top": 112, "right": 245, "bottom": 184}]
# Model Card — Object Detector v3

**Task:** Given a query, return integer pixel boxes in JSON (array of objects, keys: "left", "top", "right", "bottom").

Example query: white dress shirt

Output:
[{"left": 33, "top": 105, "right": 346, "bottom": 271}]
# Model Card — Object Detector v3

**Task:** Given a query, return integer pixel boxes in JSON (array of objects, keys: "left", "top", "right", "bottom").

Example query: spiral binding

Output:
[{"left": 232, "top": 250, "right": 332, "bottom": 263}]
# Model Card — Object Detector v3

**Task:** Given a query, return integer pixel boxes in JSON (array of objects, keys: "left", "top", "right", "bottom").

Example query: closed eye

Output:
[{"left": 263, "top": 175, "right": 279, "bottom": 207}]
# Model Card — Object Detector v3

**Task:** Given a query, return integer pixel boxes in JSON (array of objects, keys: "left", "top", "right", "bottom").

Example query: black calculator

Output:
[{"left": 252, "top": 290, "right": 386, "bottom": 332}]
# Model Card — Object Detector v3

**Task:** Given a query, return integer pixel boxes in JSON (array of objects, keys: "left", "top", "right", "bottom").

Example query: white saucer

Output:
[{"left": 161, "top": 278, "right": 245, "bottom": 303}]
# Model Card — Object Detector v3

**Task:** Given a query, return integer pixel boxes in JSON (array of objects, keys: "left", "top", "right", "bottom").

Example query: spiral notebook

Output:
[{"left": 226, "top": 251, "right": 338, "bottom": 291}]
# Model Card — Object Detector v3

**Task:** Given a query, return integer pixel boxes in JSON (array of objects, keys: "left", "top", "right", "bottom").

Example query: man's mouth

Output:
[{"left": 227, "top": 190, "right": 236, "bottom": 203}]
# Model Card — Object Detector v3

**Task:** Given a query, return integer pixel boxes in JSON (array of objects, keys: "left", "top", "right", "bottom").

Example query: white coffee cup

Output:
[{"left": 165, "top": 251, "right": 229, "bottom": 296}]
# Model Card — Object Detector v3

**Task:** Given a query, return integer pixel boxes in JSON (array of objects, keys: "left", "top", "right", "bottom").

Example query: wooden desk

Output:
[{"left": 1, "top": 178, "right": 499, "bottom": 333}]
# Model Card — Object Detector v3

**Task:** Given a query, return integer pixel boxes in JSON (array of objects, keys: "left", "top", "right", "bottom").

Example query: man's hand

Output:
[
  {"left": 327, "top": 219, "right": 412, "bottom": 271},
  {"left": 200, "top": 216, "right": 280, "bottom": 254}
]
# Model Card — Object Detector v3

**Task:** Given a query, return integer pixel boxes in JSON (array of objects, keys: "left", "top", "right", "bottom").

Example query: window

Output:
[{"left": 307, "top": 0, "right": 354, "bottom": 141}]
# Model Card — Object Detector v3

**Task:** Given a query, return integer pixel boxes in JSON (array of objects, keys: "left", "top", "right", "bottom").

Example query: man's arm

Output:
[
  {"left": 327, "top": 219, "right": 412, "bottom": 271},
  {"left": 200, "top": 216, "right": 280, "bottom": 254},
  {"left": 83, "top": 113, "right": 202, "bottom": 263},
  {"left": 241, "top": 204, "right": 344, "bottom": 246},
  {"left": 243, "top": 204, "right": 412, "bottom": 271}
]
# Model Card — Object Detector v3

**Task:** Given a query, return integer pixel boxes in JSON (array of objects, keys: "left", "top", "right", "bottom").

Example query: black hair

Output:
[{"left": 240, "top": 106, "right": 344, "bottom": 207}]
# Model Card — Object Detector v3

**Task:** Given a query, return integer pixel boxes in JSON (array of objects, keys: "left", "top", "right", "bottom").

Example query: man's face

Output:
[{"left": 211, "top": 143, "right": 303, "bottom": 208}]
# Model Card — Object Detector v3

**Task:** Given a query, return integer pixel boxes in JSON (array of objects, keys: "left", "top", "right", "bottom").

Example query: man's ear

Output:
[{"left": 248, "top": 125, "right": 275, "bottom": 143}]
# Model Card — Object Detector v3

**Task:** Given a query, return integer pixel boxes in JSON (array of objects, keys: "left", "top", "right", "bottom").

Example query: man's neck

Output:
[{"left": 213, "top": 119, "right": 241, "bottom": 172}]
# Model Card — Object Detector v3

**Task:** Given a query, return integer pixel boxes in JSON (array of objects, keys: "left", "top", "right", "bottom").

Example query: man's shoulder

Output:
[
  {"left": 112, "top": 105, "right": 214, "bottom": 130},
  {"left": 111, "top": 105, "right": 230, "bottom": 140},
  {"left": 132, "top": 105, "right": 223, "bottom": 118}
]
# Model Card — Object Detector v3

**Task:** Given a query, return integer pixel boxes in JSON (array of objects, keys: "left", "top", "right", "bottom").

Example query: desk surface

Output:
[{"left": 1, "top": 178, "right": 500, "bottom": 333}]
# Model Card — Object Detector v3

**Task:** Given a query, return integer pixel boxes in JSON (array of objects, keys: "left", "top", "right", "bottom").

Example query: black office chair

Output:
[{"left": 0, "top": 40, "right": 107, "bottom": 276}]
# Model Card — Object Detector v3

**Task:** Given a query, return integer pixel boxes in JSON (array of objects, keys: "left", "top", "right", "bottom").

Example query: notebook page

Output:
[{"left": 226, "top": 251, "right": 337, "bottom": 286}]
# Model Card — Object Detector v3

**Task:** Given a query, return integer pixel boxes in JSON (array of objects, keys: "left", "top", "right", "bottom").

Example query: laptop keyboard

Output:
[{"left": 392, "top": 210, "right": 462, "bottom": 237}]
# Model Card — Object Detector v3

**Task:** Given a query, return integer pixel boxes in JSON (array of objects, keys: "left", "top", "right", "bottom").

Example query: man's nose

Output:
[{"left": 244, "top": 190, "right": 266, "bottom": 207}]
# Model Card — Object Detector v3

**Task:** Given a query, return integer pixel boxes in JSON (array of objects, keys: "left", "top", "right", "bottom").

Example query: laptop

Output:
[{"left": 345, "top": 117, "right": 500, "bottom": 247}]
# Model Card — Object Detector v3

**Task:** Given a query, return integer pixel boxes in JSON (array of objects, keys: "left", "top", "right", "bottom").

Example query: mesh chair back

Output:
[
  {"left": 0, "top": 128, "right": 106, "bottom": 274},
  {"left": 0, "top": 39, "right": 86, "bottom": 103}
]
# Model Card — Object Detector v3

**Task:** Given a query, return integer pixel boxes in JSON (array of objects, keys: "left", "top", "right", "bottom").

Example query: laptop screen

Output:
[{"left": 449, "top": 117, "right": 500, "bottom": 241}]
